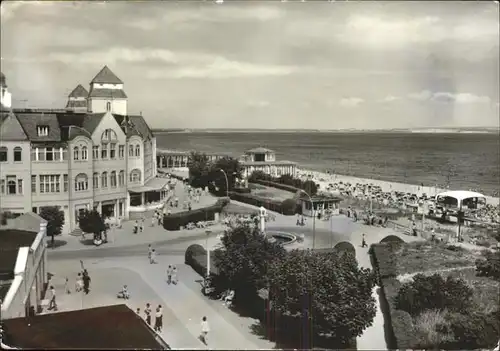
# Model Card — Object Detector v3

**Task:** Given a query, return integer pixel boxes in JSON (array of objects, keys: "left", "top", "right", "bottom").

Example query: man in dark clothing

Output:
[{"left": 82, "top": 270, "right": 91, "bottom": 294}]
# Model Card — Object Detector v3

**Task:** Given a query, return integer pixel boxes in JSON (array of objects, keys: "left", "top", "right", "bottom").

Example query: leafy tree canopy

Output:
[
  {"left": 209, "top": 157, "right": 243, "bottom": 195},
  {"left": 267, "top": 249, "right": 376, "bottom": 344},
  {"left": 39, "top": 206, "right": 65, "bottom": 246},
  {"left": 214, "top": 224, "right": 286, "bottom": 298},
  {"left": 78, "top": 209, "right": 106, "bottom": 236}
]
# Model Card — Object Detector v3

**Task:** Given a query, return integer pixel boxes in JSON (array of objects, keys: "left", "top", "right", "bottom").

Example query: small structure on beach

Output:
[
  {"left": 435, "top": 190, "right": 486, "bottom": 212},
  {"left": 239, "top": 147, "right": 297, "bottom": 179},
  {"left": 299, "top": 194, "right": 342, "bottom": 217},
  {"left": 156, "top": 149, "right": 231, "bottom": 169}
]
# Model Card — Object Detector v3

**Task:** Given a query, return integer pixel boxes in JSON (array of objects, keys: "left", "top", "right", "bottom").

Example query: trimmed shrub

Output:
[
  {"left": 391, "top": 310, "right": 416, "bottom": 349},
  {"left": 163, "top": 200, "right": 228, "bottom": 231},
  {"left": 394, "top": 273, "right": 474, "bottom": 316},
  {"left": 233, "top": 187, "right": 251, "bottom": 194},
  {"left": 369, "top": 243, "right": 399, "bottom": 279},
  {"left": 251, "top": 179, "right": 298, "bottom": 193},
  {"left": 438, "top": 309, "right": 500, "bottom": 349},
  {"left": 228, "top": 192, "right": 284, "bottom": 214},
  {"left": 185, "top": 244, "right": 219, "bottom": 277},
  {"left": 185, "top": 244, "right": 205, "bottom": 265},
  {"left": 380, "top": 235, "right": 405, "bottom": 245},
  {"left": 334, "top": 241, "right": 356, "bottom": 256},
  {"left": 475, "top": 250, "right": 500, "bottom": 281},
  {"left": 280, "top": 198, "right": 298, "bottom": 215}
]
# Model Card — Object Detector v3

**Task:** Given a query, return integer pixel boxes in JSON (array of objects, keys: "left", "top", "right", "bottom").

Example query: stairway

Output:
[{"left": 69, "top": 227, "right": 83, "bottom": 237}]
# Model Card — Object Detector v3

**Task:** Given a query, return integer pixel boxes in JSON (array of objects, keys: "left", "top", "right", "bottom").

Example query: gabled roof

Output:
[
  {"left": 129, "top": 115, "right": 153, "bottom": 139},
  {"left": 88, "top": 88, "right": 127, "bottom": 99},
  {"left": 90, "top": 65, "right": 123, "bottom": 84},
  {"left": 68, "top": 84, "right": 88, "bottom": 98},
  {"left": 82, "top": 113, "right": 106, "bottom": 134},
  {"left": 0, "top": 112, "right": 28, "bottom": 141},
  {"left": 15, "top": 112, "right": 61, "bottom": 142}
]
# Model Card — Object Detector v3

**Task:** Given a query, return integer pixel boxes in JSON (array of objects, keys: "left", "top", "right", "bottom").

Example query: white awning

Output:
[
  {"left": 128, "top": 177, "right": 170, "bottom": 193},
  {"left": 436, "top": 190, "right": 486, "bottom": 202}
]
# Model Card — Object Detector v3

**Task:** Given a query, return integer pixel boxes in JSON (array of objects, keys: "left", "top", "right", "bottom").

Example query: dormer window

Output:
[
  {"left": 37, "top": 125, "right": 49, "bottom": 137},
  {"left": 106, "top": 101, "right": 111, "bottom": 111}
]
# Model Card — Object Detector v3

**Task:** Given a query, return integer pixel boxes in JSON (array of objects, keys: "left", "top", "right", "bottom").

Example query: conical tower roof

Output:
[
  {"left": 68, "top": 84, "right": 88, "bottom": 98},
  {"left": 90, "top": 65, "right": 123, "bottom": 84},
  {"left": 0, "top": 72, "right": 6, "bottom": 87}
]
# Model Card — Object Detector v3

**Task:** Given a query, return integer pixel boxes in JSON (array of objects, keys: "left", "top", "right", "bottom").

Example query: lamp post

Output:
[
  {"left": 301, "top": 190, "right": 316, "bottom": 249},
  {"left": 218, "top": 169, "right": 229, "bottom": 197},
  {"left": 205, "top": 230, "right": 211, "bottom": 279}
]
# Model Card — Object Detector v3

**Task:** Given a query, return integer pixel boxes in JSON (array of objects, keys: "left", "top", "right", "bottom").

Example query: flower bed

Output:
[{"left": 163, "top": 198, "right": 229, "bottom": 231}]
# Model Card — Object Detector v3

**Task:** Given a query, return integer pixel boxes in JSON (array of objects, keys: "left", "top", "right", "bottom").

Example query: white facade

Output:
[
  {"left": 1, "top": 222, "right": 48, "bottom": 319},
  {"left": 1, "top": 87, "right": 12, "bottom": 109},
  {"left": 88, "top": 99, "right": 127, "bottom": 116}
]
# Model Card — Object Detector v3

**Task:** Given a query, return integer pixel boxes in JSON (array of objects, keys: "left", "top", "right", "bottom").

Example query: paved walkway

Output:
[{"left": 46, "top": 257, "right": 273, "bottom": 350}]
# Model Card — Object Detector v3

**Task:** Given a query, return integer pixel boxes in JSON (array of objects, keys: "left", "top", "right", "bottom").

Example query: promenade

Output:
[{"left": 46, "top": 180, "right": 425, "bottom": 350}]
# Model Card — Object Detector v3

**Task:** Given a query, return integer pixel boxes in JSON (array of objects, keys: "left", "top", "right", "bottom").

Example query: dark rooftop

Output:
[
  {"left": 0, "top": 229, "right": 38, "bottom": 280},
  {"left": 2, "top": 304, "right": 170, "bottom": 350},
  {"left": 88, "top": 88, "right": 128, "bottom": 99},
  {"left": 68, "top": 84, "right": 88, "bottom": 98},
  {"left": 90, "top": 65, "right": 123, "bottom": 84}
]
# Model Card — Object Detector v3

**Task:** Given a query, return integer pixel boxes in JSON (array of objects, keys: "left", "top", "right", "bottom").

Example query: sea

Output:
[{"left": 155, "top": 132, "right": 500, "bottom": 197}]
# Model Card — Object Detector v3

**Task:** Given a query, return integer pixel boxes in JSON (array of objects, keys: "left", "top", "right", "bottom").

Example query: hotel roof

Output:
[
  {"left": 2, "top": 304, "right": 170, "bottom": 350},
  {"left": 90, "top": 65, "right": 123, "bottom": 84},
  {"left": 68, "top": 84, "right": 89, "bottom": 98}
]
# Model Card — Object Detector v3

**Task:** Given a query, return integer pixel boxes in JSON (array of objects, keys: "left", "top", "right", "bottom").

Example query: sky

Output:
[{"left": 0, "top": 1, "right": 499, "bottom": 130}]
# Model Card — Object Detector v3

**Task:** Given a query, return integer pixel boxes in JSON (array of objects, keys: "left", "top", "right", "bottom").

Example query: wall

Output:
[
  {"left": 89, "top": 99, "right": 127, "bottom": 116},
  {"left": 127, "top": 135, "right": 144, "bottom": 187},
  {"left": 91, "top": 83, "right": 124, "bottom": 90},
  {"left": 0, "top": 141, "right": 32, "bottom": 213},
  {"left": 1, "top": 88, "right": 12, "bottom": 108},
  {"left": 1, "top": 223, "right": 47, "bottom": 319}
]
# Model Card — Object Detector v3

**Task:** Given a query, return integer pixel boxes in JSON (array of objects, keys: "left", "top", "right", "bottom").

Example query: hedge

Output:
[
  {"left": 250, "top": 179, "right": 299, "bottom": 194},
  {"left": 163, "top": 197, "right": 230, "bottom": 231},
  {"left": 370, "top": 243, "right": 416, "bottom": 349},
  {"left": 185, "top": 244, "right": 219, "bottom": 277},
  {"left": 228, "top": 192, "right": 297, "bottom": 215},
  {"left": 233, "top": 187, "right": 252, "bottom": 194}
]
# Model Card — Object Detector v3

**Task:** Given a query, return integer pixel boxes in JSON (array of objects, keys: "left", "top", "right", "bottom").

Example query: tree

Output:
[
  {"left": 78, "top": 209, "right": 106, "bottom": 240},
  {"left": 476, "top": 250, "right": 500, "bottom": 281},
  {"left": 213, "top": 224, "right": 286, "bottom": 304},
  {"left": 39, "top": 206, "right": 65, "bottom": 248},
  {"left": 209, "top": 157, "right": 243, "bottom": 196},
  {"left": 302, "top": 180, "right": 318, "bottom": 196},
  {"left": 249, "top": 170, "right": 271, "bottom": 182},
  {"left": 267, "top": 249, "right": 376, "bottom": 347},
  {"left": 188, "top": 152, "right": 210, "bottom": 189}
]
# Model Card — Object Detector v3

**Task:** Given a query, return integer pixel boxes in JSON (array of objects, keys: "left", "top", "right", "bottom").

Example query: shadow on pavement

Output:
[{"left": 48, "top": 239, "right": 68, "bottom": 249}]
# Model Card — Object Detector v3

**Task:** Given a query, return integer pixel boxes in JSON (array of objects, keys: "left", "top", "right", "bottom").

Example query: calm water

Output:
[{"left": 156, "top": 132, "right": 500, "bottom": 196}]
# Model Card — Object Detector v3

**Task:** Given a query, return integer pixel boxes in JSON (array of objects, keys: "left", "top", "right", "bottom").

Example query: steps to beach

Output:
[{"left": 69, "top": 228, "right": 83, "bottom": 237}]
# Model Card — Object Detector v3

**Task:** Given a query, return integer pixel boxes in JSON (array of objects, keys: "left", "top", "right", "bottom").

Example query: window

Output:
[
  {"left": 63, "top": 174, "right": 68, "bottom": 192},
  {"left": 0, "top": 147, "right": 7, "bottom": 162},
  {"left": 74, "top": 173, "right": 88, "bottom": 192},
  {"left": 110, "top": 171, "right": 117, "bottom": 187},
  {"left": 7, "top": 176, "right": 16, "bottom": 194},
  {"left": 46, "top": 147, "right": 54, "bottom": 161},
  {"left": 36, "top": 125, "right": 49, "bottom": 137},
  {"left": 101, "top": 172, "right": 108, "bottom": 188},
  {"left": 39, "top": 175, "right": 61, "bottom": 193},
  {"left": 106, "top": 101, "right": 111, "bottom": 111},
  {"left": 135, "top": 145, "right": 140, "bottom": 157},
  {"left": 73, "top": 146, "right": 79, "bottom": 160},
  {"left": 129, "top": 145, "right": 134, "bottom": 157},
  {"left": 81, "top": 146, "right": 88, "bottom": 160},
  {"left": 13, "top": 147, "right": 22, "bottom": 162},
  {"left": 129, "top": 169, "right": 141, "bottom": 183},
  {"left": 93, "top": 146, "right": 99, "bottom": 159},
  {"left": 119, "top": 145, "right": 125, "bottom": 158},
  {"left": 101, "top": 144, "right": 108, "bottom": 159},
  {"left": 32, "top": 207, "right": 37, "bottom": 214},
  {"left": 0, "top": 180, "right": 4, "bottom": 194},
  {"left": 110, "top": 143, "right": 116, "bottom": 159},
  {"left": 17, "top": 179, "right": 23, "bottom": 194},
  {"left": 31, "top": 176, "right": 36, "bottom": 193},
  {"left": 118, "top": 170, "right": 125, "bottom": 186},
  {"left": 93, "top": 172, "right": 99, "bottom": 189}
]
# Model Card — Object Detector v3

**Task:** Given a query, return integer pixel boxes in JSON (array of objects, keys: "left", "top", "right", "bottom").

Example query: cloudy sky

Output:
[{"left": 1, "top": 1, "right": 499, "bottom": 129}]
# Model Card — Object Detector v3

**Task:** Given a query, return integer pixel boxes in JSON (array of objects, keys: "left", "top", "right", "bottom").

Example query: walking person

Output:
[
  {"left": 166, "top": 265, "right": 173, "bottom": 284},
  {"left": 199, "top": 316, "right": 210, "bottom": 345},
  {"left": 154, "top": 305, "right": 163, "bottom": 332},
  {"left": 136, "top": 307, "right": 141, "bottom": 315},
  {"left": 151, "top": 215, "right": 156, "bottom": 227},
  {"left": 83, "top": 269, "right": 91, "bottom": 295},
  {"left": 133, "top": 220, "right": 138, "bottom": 234},
  {"left": 361, "top": 233, "right": 368, "bottom": 248},
  {"left": 148, "top": 244, "right": 153, "bottom": 261},
  {"left": 64, "top": 277, "right": 71, "bottom": 294},
  {"left": 140, "top": 218, "right": 145, "bottom": 232},
  {"left": 48, "top": 285, "right": 57, "bottom": 310},
  {"left": 144, "top": 303, "right": 152, "bottom": 326},
  {"left": 150, "top": 249, "right": 157, "bottom": 264},
  {"left": 75, "top": 273, "right": 83, "bottom": 292},
  {"left": 172, "top": 265, "right": 178, "bottom": 285}
]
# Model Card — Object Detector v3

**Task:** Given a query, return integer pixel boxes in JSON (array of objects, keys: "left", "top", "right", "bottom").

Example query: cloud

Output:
[
  {"left": 408, "top": 90, "right": 492, "bottom": 104},
  {"left": 339, "top": 97, "right": 364, "bottom": 107},
  {"left": 247, "top": 101, "right": 271, "bottom": 108},
  {"left": 380, "top": 95, "right": 400, "bottom": 103},
  {"left": 334, "top": 15, "right": 498, "bottom": 49}
]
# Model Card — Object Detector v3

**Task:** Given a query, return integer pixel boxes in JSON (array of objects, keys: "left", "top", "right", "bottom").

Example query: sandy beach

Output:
[{"left": 297, "top": 168, "right": 500, "bottom": 206}]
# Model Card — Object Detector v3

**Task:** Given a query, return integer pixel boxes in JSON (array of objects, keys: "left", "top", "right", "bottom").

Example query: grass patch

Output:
[
  {"left": 413, "top": 309, "right": 454, "bottom": 348},
  {"left": 394, "top": 241, "right": 482, "bottom": 274}
]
